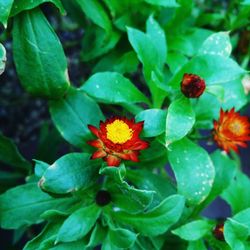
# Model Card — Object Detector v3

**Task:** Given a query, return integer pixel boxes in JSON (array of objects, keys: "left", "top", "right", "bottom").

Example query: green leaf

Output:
[
  {"left": 0, "top": 0, "right": 14, "bottom": 27},
  {"left": 224, "top": 218, "right": 250, "bottom": 250},
  {"left": 87, "top": 223, "right": 107, "bottom": 248},
  {"left": 0, "top": 43, "right": 6, "bottom": 75},
  {"left": 81, "top": 26, "right": 121, "bottom": 61},
  {"left": 166, "top": 52, "right": 188, "bottom": 74},
  {"left": 49, "top": 87, "right": 104, "bottom": 148},
  {"left": 135, "top": 109, "right": 166, "bottom": 137},
  {"left": 167, "top": 138, "right": 215, "bottom": 205},
  {"left": 108, "top": 227, "right": 137, "bottom": 248},
  {"left": 112, "top": 195, "right": 185, "bottom": 236},
  {"left": 40, "top": 153, "right": 100, "bottom": 194},
  {"left": 75, "top": 0, "right": 111, "bottom": 33},
  {"left": 34, "top": 160, "right": 50, "bottom": 178},
  {"left": 144, "top": 0, "right": 179, "bottom": 7},
  {"left": 168, "top": 55, "right": 245, "bottom": 89},
  {"left": 204, "top": 150, "right": 237, "bottom": 204},
  {"left": 13, "top": 8, "right": 70, "bottom": 99},
  {"left": 206, "top": 85, "right": 225, "bottom": 102},
  {"left": 221, "top": 170, "right": 250, "bottom": 214},
  {"left": 56, "top": 204, "right": 101, "bottom": 243},
  {"left": 172, "top": 220, "right": 213, "bottom": 241},
  {"left": 23, "top": 221, "right": 63, "bottom": 250},
  {"left": 81, "top": 72, "right": 149, "bottom": 105},
  {"left": 49, "top": 239, "right": 88, "bottom": 250},
  {"left": 0, "top": 133, "right": 31, "bottom": 171},
  {"left": 198, "top": 32, "right": 232, "bottom": 57},
  {"left": 146, "top": 15, "right": 167, "bottom": 68},
  {"left": 99, "top": 163, "right": 126, "bottom": 184},
  {"left": 126, "top": 169, "right": 176, "bottom": 207},
  {"left": 165, "top": 97, "right": 195, "bottom": 145},
  {"left": 0, "top": 183, "right": 76, "bottom": 229},
  {"left": 187, "top": 240, "right": 207, "bottom": 250},
  {"left": 10, "top": 0, "right": 65, "bottom": 16}
]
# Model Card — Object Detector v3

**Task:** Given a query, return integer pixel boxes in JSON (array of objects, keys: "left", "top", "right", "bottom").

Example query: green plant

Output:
[{"left": 0, "top": 0, "right": 250, "bottom": 249}]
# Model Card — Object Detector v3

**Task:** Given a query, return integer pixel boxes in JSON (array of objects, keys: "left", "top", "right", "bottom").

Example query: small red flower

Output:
[
  {"left": 213, "top": 108, "right": 250, "bottom": 153},
  {"left": 213, "top": 223, "right": 225, "bottom": 241},
  {"left": 87, "top": 117, "right": 149, "bottom": 166},
  {"left": 181, "top": 73, "right": 206, "bottom": 98}
]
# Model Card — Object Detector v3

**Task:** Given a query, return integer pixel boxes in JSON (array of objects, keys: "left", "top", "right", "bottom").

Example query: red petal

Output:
[
  {"left": 87, "top": 139, "right": 103, "bottom": 148},
  {"left": 88, "top": 125, "right": 100, "bottom": 137},
  {"left": 91, "top": 149, "right": 107, "bottom": 159},
  {"left": 130, "top": 140, "right": 149, "bottom": 150},
  {"left": 106, "top": 155, "right": 121, "bottom": 166}
]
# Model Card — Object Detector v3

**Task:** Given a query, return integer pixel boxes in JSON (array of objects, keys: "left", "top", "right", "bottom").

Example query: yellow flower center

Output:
[
  {"left": 106, "top": 120, "right": 134, "bottom": 144},
  {"left": 228, "top": 120, "right": 245, "bottom": 136}
]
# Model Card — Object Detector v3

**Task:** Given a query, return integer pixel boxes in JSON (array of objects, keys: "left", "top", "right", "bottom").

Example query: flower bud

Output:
[
  {"left": 95, "top": 190, "right": 111, "bottom": 206},
  {"left": 213, "top": 223, "right": 225, "bottom": 241},
  {"left": 181, "top": 73, "right": 206, "bottom": 98}
]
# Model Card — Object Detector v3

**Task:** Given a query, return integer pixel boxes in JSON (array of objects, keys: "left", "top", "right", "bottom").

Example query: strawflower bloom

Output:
[
  {"left": 181, "top": 73, "right": 206, "bottom": 98},
  {"left": 87, "top": 117, "right": 149, "bottom": 166},
  {"left": 213, "top": 108, "right": 250, "bottom": 153}
]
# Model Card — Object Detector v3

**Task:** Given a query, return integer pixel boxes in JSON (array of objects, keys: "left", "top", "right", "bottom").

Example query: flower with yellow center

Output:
[
  {"left": 213, "top": 108, "right": 250, "bottom": 153},
  {"left": 87, "top": 117, "right": 149, "bottom": 166}
]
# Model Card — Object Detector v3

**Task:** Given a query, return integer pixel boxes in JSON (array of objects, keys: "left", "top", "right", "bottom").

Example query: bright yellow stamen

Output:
[
  {"left": 229, "top": 120, "right": 245, "bottom": 135},
  {"left": 106, "top": 120, "right": 134, "bottom": 144}
]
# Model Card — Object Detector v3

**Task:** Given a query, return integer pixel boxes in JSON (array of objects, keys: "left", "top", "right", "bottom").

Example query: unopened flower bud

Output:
[
  {"left": 95, "top": 190, "right": 111, "bottom": 206},
  {"left": 181, "top": 73, "right": 206, "bottom": 98},
  {"left": 213, "top": 223, "right": 225, "bottom": 241}
]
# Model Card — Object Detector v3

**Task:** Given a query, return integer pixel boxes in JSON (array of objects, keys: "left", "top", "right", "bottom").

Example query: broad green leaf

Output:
[
  {"left": 81, "top": 26, "right": 121, "bottom": 61},
  {"left": 81, "top": 72, "right": 149, "bottom": 104},
  {"left": 206, "top": 85, "right": 225, "bottom": 102},
  {"left": 49, "top": 87, "right": 104, "bottom": 148},
  {"left": 49, "top": 239, "right": 88, "bottom": 250},
  {"left": 168, "top": 55, "right": 245, "bottom": 89},
  {"left": 101, "top": 164, "right": 155, "bottom": 213},
  {"left": 199, "top": 150, "right": 237, "bottom": 210},
  {"left": 167, "top": 138, "right": 215, "bottom": 205},
  {"left": 40, "top": 153, "right": 100, "bottom": 194},
  {"left": 10, "top": 0, "right": 65, "bottom": 16},
  {"left": 144, "top": 0, "right": 179, "bottom": 7},
  {"left": 224, "top": 219, "right": 250, "bottom": 250},
  {"left": 221, "top": 170, "right": 250, "bottom": 214},
  {"left": 172, "top": 220, "right": 213, "bottom": 241},
  {"left": 146, "top": 15, "right": 167, "bottom": 67},
  {"left": 87, "top": 223, "right": 107, "bottom": 248},
  {"left": 198, "top": 32, "right": 232, "bottom": 57},
  {"left": 0, "top": 43, "right": 6, "bottom": 75},
  {"left": 24, "top": 221, "right": 63, "bottom": 250},
  {"left": 75, "top": 0, "right": 111, "bottom": 33},
  {"left": 112, "top": 195, "right": 185, "bottom": 236},
  {"left": 108, "top": 227, "right": 137, "bottom": 248},
  {"left": 187, "top": 240, "right": 207, "bottom": 250},
  {"left": 13, "top": 8, "right": 70, "bottom": 98},
  {"left": 0, "top": 183, "right": 76, "bottom": 229},
  {"left": 126, "top": 169, "right": 176, "bottom": 207},
  {"left": 0, "top": 133, "right": 31, "bottom": 171},
  {"left": 0, "top": 0, "right": 14, "bottom": 27},
  {"left": 165, "top": 97, "right": 195, "bottom": 145},
  {"left": 56, "top": 204, "right": 101, "bottom": 243},
  {"left": 135, "top": 109, "right": 166, "bottom": 137}
]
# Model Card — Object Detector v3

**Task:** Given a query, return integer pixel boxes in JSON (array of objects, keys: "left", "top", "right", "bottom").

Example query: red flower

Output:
[
  {"left": 213, "top": 108, "right": 250, "bottom": 153},
  {"left": 181, "top": 73, "right": 206, "bottom": 98},
  {"left": 87, "top": 117, "right": 149, "bottom": 166}
]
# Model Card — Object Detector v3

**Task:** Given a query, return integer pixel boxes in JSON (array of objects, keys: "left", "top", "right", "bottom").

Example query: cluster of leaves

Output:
[{"left": 0, "top": 0, "right": 250, "bottom": 249}]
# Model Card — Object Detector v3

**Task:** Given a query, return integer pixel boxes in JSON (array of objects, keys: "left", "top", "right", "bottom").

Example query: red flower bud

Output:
[
  {"left": 213, "top": 223, "right": 225, "bottom": 241},
  {"left": 181, "top": 73, "right": 206, "bottom": 98}
]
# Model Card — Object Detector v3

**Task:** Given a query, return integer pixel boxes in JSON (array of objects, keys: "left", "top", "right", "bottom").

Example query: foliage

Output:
[{"left": 0, "top": 0, "right": 250, "bottom": 249}]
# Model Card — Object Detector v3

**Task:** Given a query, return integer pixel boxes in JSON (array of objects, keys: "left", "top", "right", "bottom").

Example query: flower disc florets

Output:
[
  {"left": 181, "top": 73, "right": 206, "bottom": 98},
  {"left": 87, "top": 117, "right": 149, "bottom": 166},
  {"left": 213, "top": 108, "right": 250, "bottom": 153}
]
